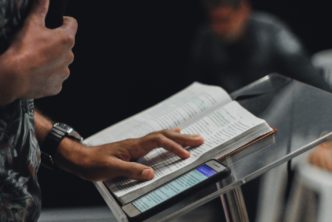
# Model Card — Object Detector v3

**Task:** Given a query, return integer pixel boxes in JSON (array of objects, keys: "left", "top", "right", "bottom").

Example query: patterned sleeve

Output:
[
  {"left": 0, "top": 170, "right": 35, "bottom": 221},
  {"left": 0, "top": 100, "right": 41, "bottom": 222},
  {"left": 0, "top": 0, "right": 32, "bottom": 52}
]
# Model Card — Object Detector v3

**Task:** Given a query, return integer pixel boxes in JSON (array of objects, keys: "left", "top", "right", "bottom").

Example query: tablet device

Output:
[{"left": 122, "top": 159, "right": 230, "bottom": 221}]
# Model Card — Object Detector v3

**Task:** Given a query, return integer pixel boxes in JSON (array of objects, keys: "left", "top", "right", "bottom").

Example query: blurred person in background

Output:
[
  {"left": 190, "top": 1, "right": 331, "bottom": 220},
  {"left": 190, "top": 0, "right": 330, "bottom": 92}
]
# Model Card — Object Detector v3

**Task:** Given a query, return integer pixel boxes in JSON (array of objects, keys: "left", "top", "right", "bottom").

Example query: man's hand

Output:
[
  {"left": 0, "top": 0, "right": 77, "bottom": 105},
  {"left": 56, "top": 129, "right": 204, "bottom": 181},
  {"left": 309, "top": 141, "right": 332, "bottom": 171}
]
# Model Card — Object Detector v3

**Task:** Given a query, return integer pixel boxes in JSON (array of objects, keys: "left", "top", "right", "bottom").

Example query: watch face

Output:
[
  {"left": 54, "top": 122, "right": 83, "bottom": 142},
  {"left": 54, "top": 122, "right": 73, "bottom": 134}
]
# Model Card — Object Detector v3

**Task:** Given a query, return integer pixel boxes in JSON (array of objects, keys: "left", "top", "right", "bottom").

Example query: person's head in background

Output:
[{"left": 203, "top": 0, "right": 251, "bottom": 42}]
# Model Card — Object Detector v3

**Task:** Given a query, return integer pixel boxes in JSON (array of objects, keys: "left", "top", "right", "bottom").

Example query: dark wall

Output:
[{"left": 37, "top": 0, "right": 332, "bottom": 210}]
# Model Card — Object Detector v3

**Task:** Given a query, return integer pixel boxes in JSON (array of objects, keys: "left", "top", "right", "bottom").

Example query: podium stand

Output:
[{"left": 91, "top": 74, "right": 332, "bottom": 221}]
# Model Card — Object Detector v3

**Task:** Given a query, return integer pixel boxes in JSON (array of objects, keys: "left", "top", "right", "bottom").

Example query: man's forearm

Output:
[
  {"left": 34, "top": 111, "right": 53, "bottom": 143},
  {"left": 34, "top": 111, "right": 89, "bottom": 175}
]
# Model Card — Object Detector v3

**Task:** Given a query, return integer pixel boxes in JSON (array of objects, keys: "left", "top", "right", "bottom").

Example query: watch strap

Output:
[
  {"left": 41, "top": 122, "right": 82, "bottom": 169},
  {"left": 44, "top": 124, "right": 67, "bottom": 157}
]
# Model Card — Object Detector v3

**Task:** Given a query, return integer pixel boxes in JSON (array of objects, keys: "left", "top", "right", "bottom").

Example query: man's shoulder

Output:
[
  {"left": 250, "top": 12, "right": 289, "bottom": 31},
  {"left": 250, "top": 12, "right": 304, "bottom": 55}
]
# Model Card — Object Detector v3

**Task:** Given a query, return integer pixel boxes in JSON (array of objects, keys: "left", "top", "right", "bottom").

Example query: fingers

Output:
[
  {"left": 151, "top": 134, "right": 191, "bottom": 158},
  {"left": 112, "top": 158, "right": 155, "bottom": 181},
  {"left": 116, "top": 129, "right": 203, "bottom": 179},
  {"left": 67, "top": 51, "right": 75, "bottom": 66},
  {"left": 163, "top": 129, "right": 204, "bottom": 147},
  {"left": 27, "top": 0, "right": 50, "bottom": 26},
  {"left": 61, "top": 17, "right": 78, "bottom": 39},
  {"left": 53, "top": 17, "right": 78, "bottom": 49},
  {"left": 138, "top": 129, "right": 204, "bottom": 159}
]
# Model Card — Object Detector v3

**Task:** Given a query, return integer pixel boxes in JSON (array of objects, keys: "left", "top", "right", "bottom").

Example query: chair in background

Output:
[{"left": 312, "top": 49, "right": 332, "bottom": 88}]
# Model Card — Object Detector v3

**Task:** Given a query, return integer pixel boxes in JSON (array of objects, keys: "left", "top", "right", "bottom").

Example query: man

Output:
[
  {"left": 0, "top": 0, "right": 204, "bottom": 221},
  {"left": 190, "top": 0, "right": 330, "bottom": 92}
]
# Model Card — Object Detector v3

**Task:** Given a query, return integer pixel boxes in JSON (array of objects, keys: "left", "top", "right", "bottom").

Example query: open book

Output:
[{"left": 84, "top": 82, "right": 274, "bottom": 205}]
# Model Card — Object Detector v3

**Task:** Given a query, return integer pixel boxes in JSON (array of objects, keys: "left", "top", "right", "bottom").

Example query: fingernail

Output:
[
  {"left": 191, "top": 134, "right": 201, "bottom": 137},
  {"left": 192, "top": 135, "right": 204, "bottom": 141},
  {"left": 142, "top": 168, "right": 154, "bottom": 180},
  {"left": 182, "top": 150, "right": 190, "bottom": 158}
]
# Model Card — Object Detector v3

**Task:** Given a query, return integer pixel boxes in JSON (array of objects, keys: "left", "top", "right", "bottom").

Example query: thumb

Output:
[
  {"left": 116, "top": 160, "right": 155, "bottom": 181},
  {"left": 27, "top": 0, "right": 50, "bottom": 26}
]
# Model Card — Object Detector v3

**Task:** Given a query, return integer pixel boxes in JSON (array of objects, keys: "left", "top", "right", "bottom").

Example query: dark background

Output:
[{"left": 36, "top": 0, "right": 332, "bottom": 218}]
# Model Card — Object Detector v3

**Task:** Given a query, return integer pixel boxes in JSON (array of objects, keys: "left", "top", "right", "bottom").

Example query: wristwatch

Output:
[{"left": 41, "top": 122, "right": 83, "bottom": 169}]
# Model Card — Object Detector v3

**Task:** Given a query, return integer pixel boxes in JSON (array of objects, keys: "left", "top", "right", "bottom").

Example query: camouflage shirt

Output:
[
  {"left": 1, "top": 0, "right": 41, "bottom": 221},
  {"left": 0, "top": 100, "right": 41, "bottom": 222}
]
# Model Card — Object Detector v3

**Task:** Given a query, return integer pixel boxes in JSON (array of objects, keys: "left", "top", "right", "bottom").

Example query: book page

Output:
[
  {"left": 106, "top": 101, "right": 272, "bottom": 201},
  {"left": 85, "top": 82, "right": 231, "bottom": 146}
]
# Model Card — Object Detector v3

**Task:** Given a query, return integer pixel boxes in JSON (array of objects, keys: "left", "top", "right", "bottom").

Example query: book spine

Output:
[{"left": 94, "top": 181, "right": 129, "bottom": 222}]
